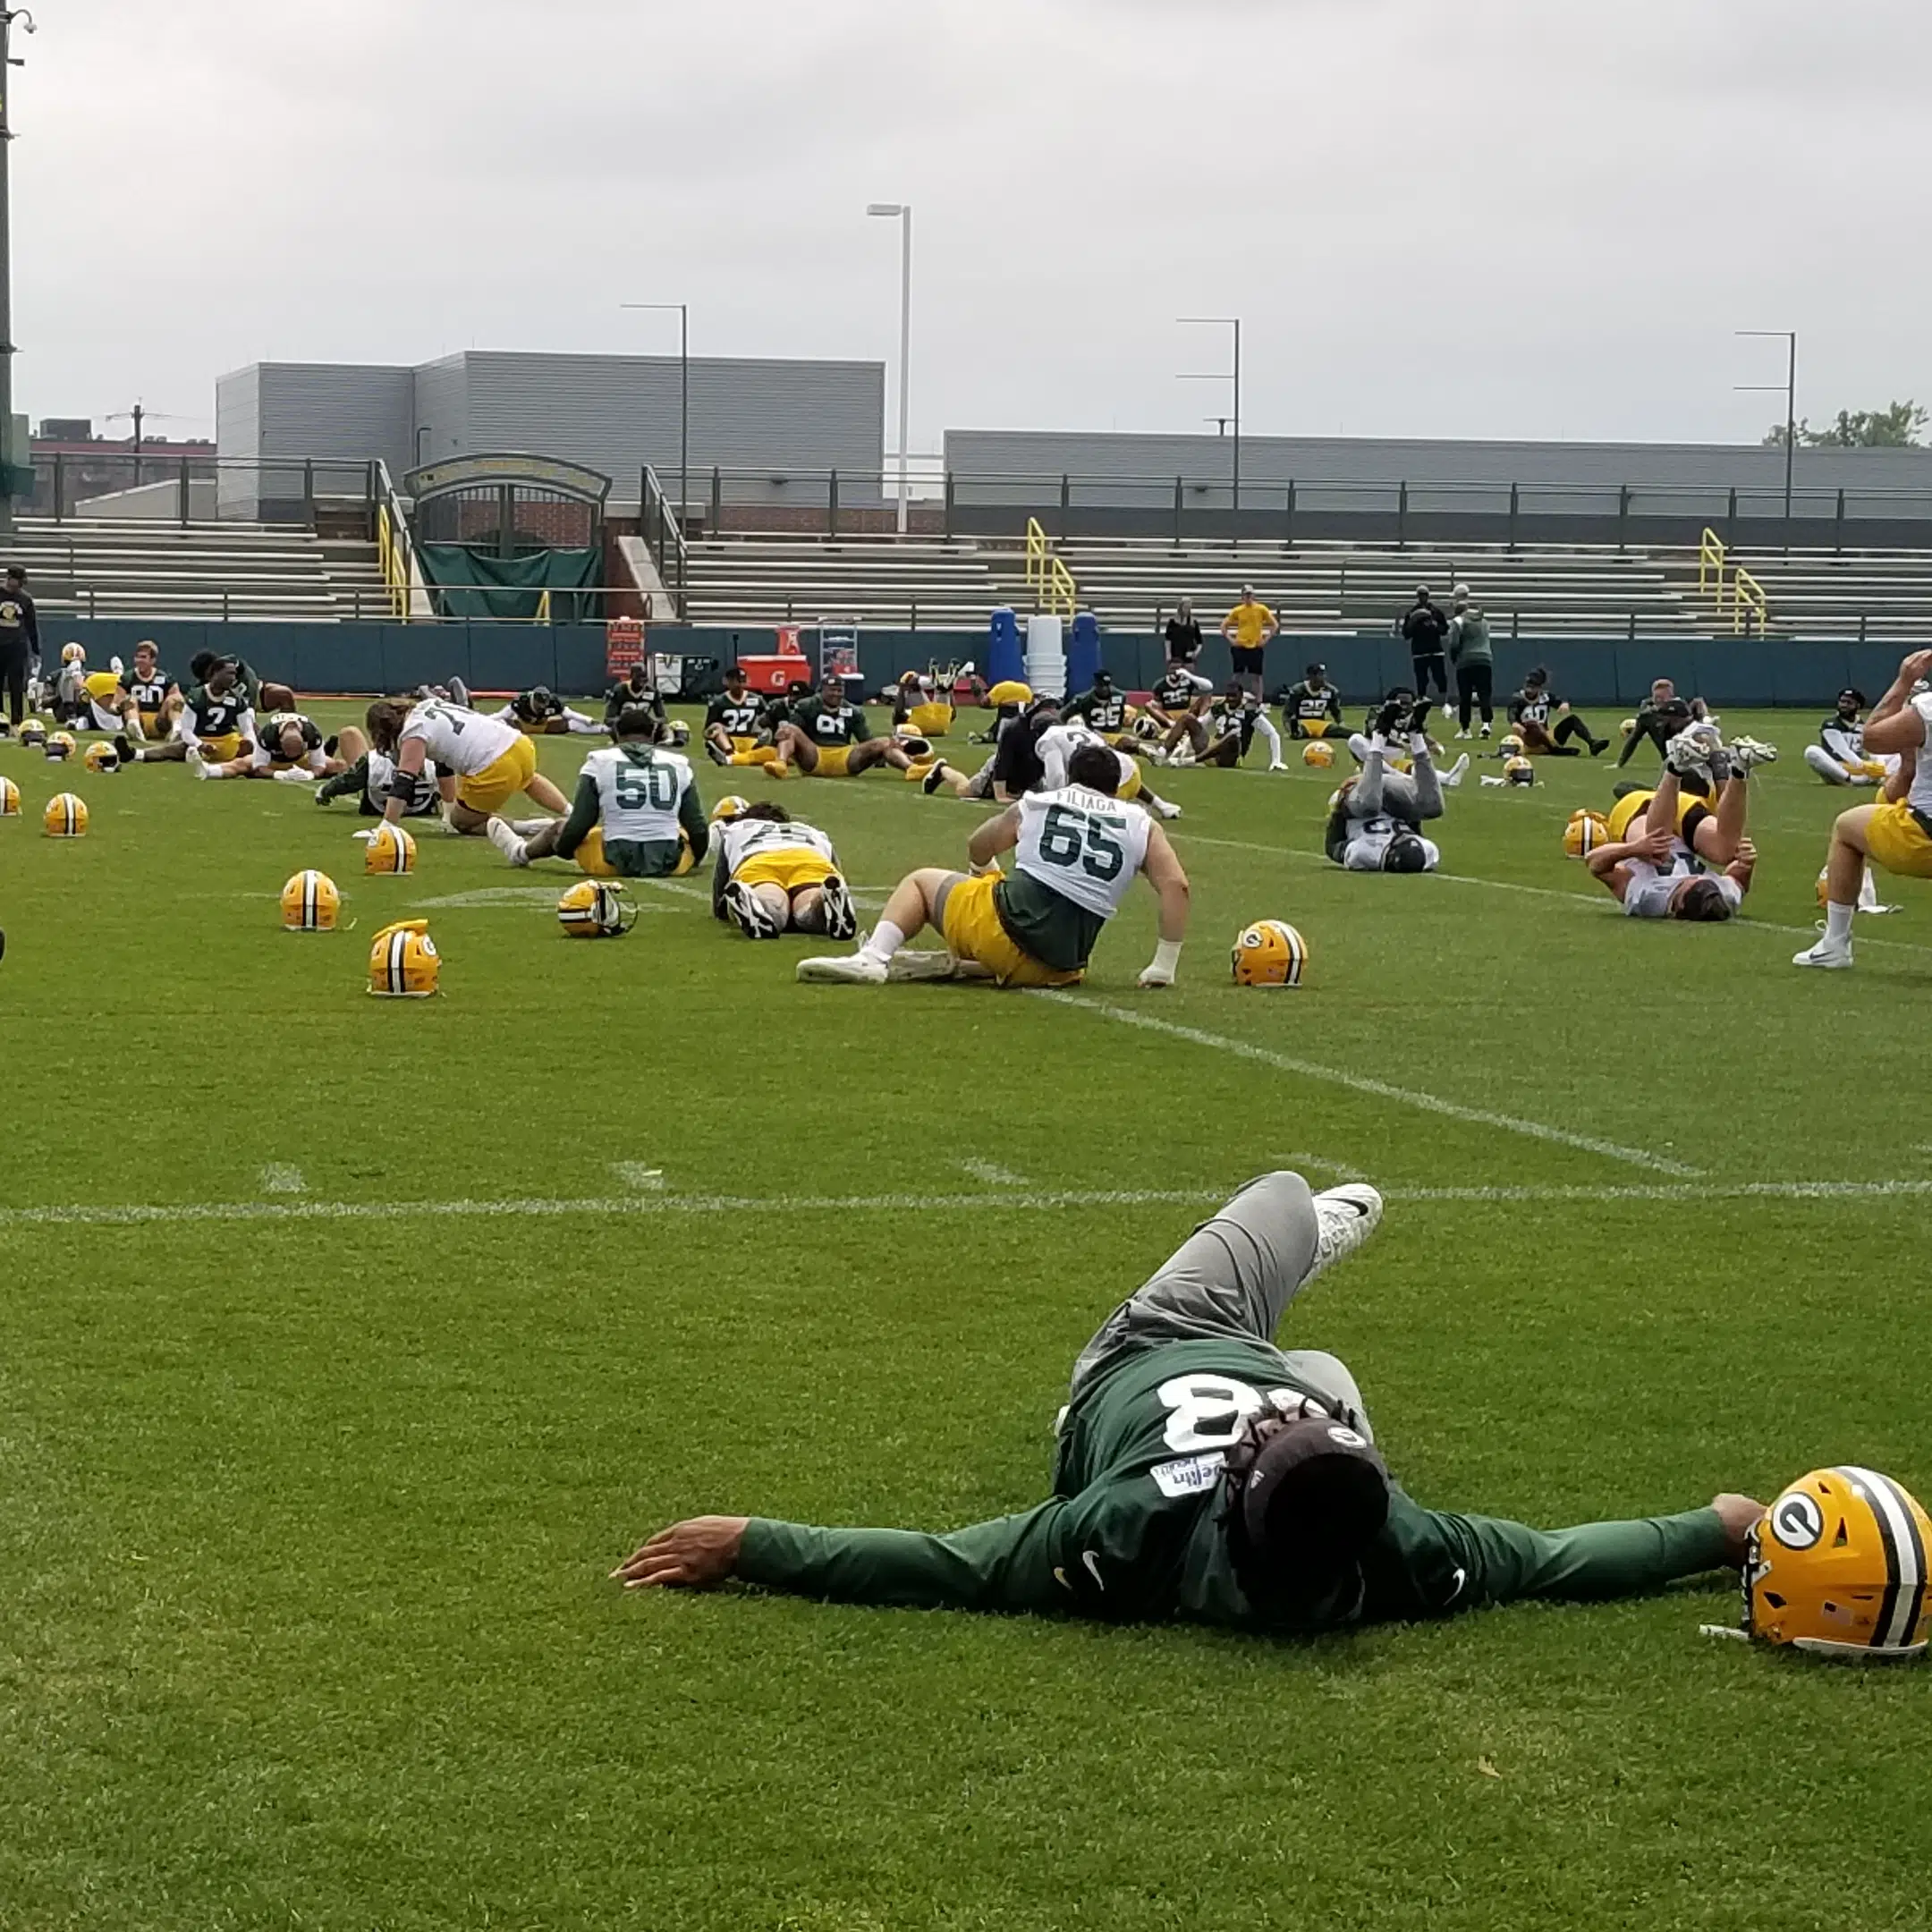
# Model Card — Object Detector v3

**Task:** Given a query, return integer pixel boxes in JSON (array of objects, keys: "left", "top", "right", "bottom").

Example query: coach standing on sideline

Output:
[
  {"left": 1222, "top": 584, "right": 1278, "bottom": 699},
  {"left": 1164, "top": 598, "right": 1205, "bottom": 669},
  {"left": 0, "top": 564, "right": 39, "bottom": 726},
  {"left": 1401, "top": 585, "right": 1451, "bottom": 717},
  {"left": 1446, "top": 583, "right": 1494, "bottom": 740}
]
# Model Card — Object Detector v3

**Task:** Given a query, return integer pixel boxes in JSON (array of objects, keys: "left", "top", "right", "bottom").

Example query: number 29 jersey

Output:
[{"left": 1014, "top": 784, "right": 1151, "bottom": 919}]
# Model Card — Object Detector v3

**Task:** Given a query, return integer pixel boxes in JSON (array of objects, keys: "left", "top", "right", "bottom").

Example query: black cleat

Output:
[
  {"left": 723, "top": 879, "right": 785, "bottom": 939},
  {"left": 1589, "top": 737, "right": 1608, "bottom": 757},
  {"left": 114, "top": 733, "right": 137, "bottom": 766},
  {"left": 1409, "top": 698, "right": 1434, "bottom": 737},
  {"left": 818, "top": 873, "right": 858, "bottom": 941},
  {"left": 922, "top": 759, "right": 952, "bottom": 794},
  {"left": 323, "top": 734, "right": 340, "bottom": 758}
]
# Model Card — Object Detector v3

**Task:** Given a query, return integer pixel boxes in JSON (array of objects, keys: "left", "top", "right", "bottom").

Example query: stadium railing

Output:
[{"left": 1024, "top": 516, "right": 1079, "bottom": 616}]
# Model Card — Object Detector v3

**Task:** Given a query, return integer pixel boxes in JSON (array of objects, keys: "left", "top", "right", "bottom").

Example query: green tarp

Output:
[{"left": 419, "top": 544, "right": 602, "bottom": 623}]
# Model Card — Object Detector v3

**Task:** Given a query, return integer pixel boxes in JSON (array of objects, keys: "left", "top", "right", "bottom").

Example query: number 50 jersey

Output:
[
  {"left": 581, "top": 742, "right": 696, "bottom": 841},
  {"left": 1014, "top": 784, "right": 1152, "bottom": 919}
]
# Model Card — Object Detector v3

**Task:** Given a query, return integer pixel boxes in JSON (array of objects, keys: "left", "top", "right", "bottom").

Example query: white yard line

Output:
[
  {"left": 1028, "top": 990, "right": 1700, "bottom": 1177},
  {"left": 959, "top": 1158, "right": 1030, "bottom": 1187},
  {"left": 637, "top": 878, "right": 710, "bottom": 902},
  {"left": 1174, "top": 833, "right": 1932, "bottom": 954},
  {"left": 258, "top": 1165, "right": 306, "bottom": 1195},
  {"left": 0, "top": 1177, "right": 1928, "bottom": 1233}
]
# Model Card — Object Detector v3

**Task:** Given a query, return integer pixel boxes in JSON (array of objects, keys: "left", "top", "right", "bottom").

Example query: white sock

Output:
[
  {"left": 862, "top": 919, "right": 907, "bottom": 963},
  {"left": 1824, "top": 902, "right": 1855, "bottom": 945},
  {"left": 1252, "top": 713, "right": 1282, "bottom": 760},
  {"left": 205, "top": 765, "right": 235, "bottom": 779}
]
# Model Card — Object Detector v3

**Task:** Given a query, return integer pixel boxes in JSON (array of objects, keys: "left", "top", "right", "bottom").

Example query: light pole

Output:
[
  {"left": 868, "top": 202, "right": 912, "bottom": 534},
  {"left": 1737, "top": 327, "right": 1798, "bottom": 540},
  {"left": 0, "top": 7, "right": 37, "bottom": 535},
  {"left": 1180, "top": 316, "right": 1241, "bottom": 532},
  {"left": 621, "top": 300, "right": 689, "bottom": 538}
]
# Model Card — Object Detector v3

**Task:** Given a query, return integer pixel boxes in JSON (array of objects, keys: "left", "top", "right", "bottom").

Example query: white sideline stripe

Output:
[
  {"left": 1028, "top": 990, "right": 1700, "bottom": 1177},
  {"left": 959, "top": 1158, "right": 1029, "bottom": 1187},
  {"left": 2, "top": 1178, "right": 1930, "bottom": 1232},
  {"left": 638, "top": 878, "right": 709, "bottom": 902},
  {"left": 258, "top": 1165, "right": 305, "bottom": 1195},
  {"left": 1175, "top": 833, "right": 1932, "bottom": 955},
  {"left": 611, "top": 1162, "right": 665, "bottom": 1191}
]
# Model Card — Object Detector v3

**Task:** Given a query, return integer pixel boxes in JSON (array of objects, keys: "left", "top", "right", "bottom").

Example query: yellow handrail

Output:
[
  {"left": 1697, "top": 526, "right": 1726, "bottom": 599},
  {"left": 1732, "top": 566, "right": 1767, "bottom": 636},
  {"left": 1025, "top": 515, "right": 1079, "bottom": 618},
  {"left": 377, "top": 502, "right": 409, "bottom": 621}
]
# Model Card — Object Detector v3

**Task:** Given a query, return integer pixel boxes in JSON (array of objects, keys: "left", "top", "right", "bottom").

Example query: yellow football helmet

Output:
[
  {"left": 1232, "top": 919, "right": 1309, "bottom": 987},
  {"left": 1504, "top": 756, "right": 1534, "bottom": 787},
  {"left": 0, "top": 775, "right": 18, "bottom": 817},
  {"left": 84, "top": 741, "right": 120, "bottom": 775},
  {"left": 1619, "top": 716, "right": 1637, "bottom": 737},
  {"left": 709, "top": 794, "right": 750, "bottom": 823},
  {"left": 19, "top": 717, "right": 46, "bottom": 747},
  {"left": 1499, "top": 733, "right": 1526, "bottom": 759},
  {"left": 987, "top": 680, "right": 1033, "bottom": 708},
  {"left": 281, "top": 869, "right": 341, "bottom": 932},
  {"left": 557, "top": 878, "right": 637, "bottom": 937},
  {"left": 1736, "top": 1468, "right": 1932, "bottom": 1659},
  {"left": 368, "top": 919, "right": 440, "bottom": 997},
  {"left": 45, "top": 730, "right": 77, "bottom": 762},
  {"left": 1301, "top": 741, "right": 1335, "bottom": 768},
  {"left": 1563, "top": 809, "right": 1609, "bottom": 858},
  {"left": 60, "top": 641, "right": 86, "bottom": 665},
  {"left": 364, "top": 824, "right": 417, "bottom": 875},
  {"left": 44, "top": 792, "right": 88, "bottom": 837}
]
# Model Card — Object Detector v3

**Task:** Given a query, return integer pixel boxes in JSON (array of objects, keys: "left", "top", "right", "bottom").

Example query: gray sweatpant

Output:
[
  {"left": 1350, "top": 741, "right": 1443, "bottom": 823},
  {"left": 1068, "top": 1171, "right": 1370, "bottom": 1436}
]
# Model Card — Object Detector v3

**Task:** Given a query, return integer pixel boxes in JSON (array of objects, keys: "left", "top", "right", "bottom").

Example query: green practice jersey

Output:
[
  {"left": 185, "top": 684, "right": 252, "bottom": 741},
  {"left": 736, "top": 1336, "right": 1733, "bottom": 1631},
  {"left": 792, "top": 697, "right": 871, "bottom": 746}
]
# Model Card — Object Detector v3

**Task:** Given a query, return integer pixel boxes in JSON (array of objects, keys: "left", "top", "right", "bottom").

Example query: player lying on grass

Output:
[
  {"left": 197, "top": 710, "right": 345, "bottom": 784},
  {"left": 490, "top": 686, "right": 606, "bottom": 736},
  {"left": 486, "top": 705, "right": 708, "bottom": 877},
  {"left": 711, "top": 802, "right": 857, "bottom": 941},
  {"left": 1585, "top": 735, "right": 1757, "bottom": 920},
  {"left": 892, "top": 669, "right": 955, "bottom": 740},
  {"left": 117, "top": 661, "right": 256, "bottom": 767},
  {"left": 1326, "top": 696, "right": 1446, "bottom": 872},
  {"left": 1803, "top": 688, "right": 1895, "bottom": 787},
  {"left": 1506, "top": 666, "right": 1608, "bottom": 757},
  {"left": 796, "top": 741, "right": 1190, "bottom": 987},
  {"left": 615, "top": 1170, "right": 1763, "bottom": 1632},
  {"left": 768, "top": 672, "right": 915, "bottom": 779},
  {"left": 925, "top": 701, "right": 1182, "bottom": 818},
  {"left": 364, "top": 692, "right": 571, "bottom": 835},
  {"left": 1796, "top": 648, "right": 1932, "bottom": 970},
  {"left": 314, "top": 724, "right": 444, "bottom": 818}
]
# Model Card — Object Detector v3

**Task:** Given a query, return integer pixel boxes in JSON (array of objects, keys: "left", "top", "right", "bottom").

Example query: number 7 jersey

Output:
[{"left": 1014, "top": 784, "right": 1151, "bottom": 919}]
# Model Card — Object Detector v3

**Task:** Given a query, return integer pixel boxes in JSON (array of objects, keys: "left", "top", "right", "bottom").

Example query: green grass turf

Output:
[{"left": 2, "top": 703, "right": 1929, "bottom": 1930}]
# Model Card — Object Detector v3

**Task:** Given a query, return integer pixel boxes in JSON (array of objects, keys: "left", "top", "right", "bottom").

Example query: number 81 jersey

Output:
[{"left": 1015, "top": 784, "right": 1151, "bottom": 919}]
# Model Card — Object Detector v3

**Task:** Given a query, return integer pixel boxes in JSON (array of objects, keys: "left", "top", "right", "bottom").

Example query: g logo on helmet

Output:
[
  {"left": 557, "top": 879, "right": 637, "bottom": 938},
  {"left": 364, "top": 824, "right": 417, "bottom": 875},
  {"left": 367, "top": 919, "right": 439, "bottom": 997},
  {"left": 1768, "top": 1489, "right": 1825, "bottom": 1551},
  {"left": 1326, "top": 1426, "right": 1367, "bottom": 1450},
  {"left": 1301, "top": 741, "right": 1335, "bottom": 768},
  {"left": 1231, "top": 919, "right": 1309, "bottom": 987}
]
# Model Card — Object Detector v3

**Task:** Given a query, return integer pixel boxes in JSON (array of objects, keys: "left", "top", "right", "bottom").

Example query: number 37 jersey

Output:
[{"left": 1014, "top": 784, "right": 1151, "bottom": 920}]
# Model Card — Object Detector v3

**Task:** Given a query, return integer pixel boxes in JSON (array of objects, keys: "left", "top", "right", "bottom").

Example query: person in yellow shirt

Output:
[{"left": 1221, "top": 584, "right": 1278, "bottom": 699}]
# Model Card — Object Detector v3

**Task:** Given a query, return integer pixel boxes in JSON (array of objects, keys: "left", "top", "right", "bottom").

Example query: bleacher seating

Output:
[
  {"left": 1717, "top": 548, "right": 1932, "bottom": 640},
  {"left": 679, "top": 534, "right": 1006, "bottom": 628},
  {"left": 7, "top": 518, "right": 388, "bottom": 623}
]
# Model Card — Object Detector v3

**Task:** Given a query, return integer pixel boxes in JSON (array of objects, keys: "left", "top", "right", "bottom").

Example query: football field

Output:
[{"left": 3, "top": 703, "right": 1928, "bottom": 1931}]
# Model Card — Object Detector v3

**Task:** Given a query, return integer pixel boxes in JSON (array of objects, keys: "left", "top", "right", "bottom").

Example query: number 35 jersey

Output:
[
  {"left": 581, "top": 743, "right": 695, "bottom": 842},
  {"left": 1014, "top": 784, "right": 1150, "bottom": 919}
]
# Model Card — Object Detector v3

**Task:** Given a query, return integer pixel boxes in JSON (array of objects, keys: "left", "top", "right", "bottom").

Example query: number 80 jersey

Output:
[{"left": 1014, "top": 784, "right": 1151, "bottom": 919}]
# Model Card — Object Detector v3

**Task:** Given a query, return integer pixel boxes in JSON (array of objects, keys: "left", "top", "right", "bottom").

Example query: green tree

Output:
[{"left": 1764, "top": 401, "right": 1929, "bottom": 448}]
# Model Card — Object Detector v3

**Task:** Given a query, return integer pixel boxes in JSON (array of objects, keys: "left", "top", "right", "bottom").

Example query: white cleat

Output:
[
  {"left": 723, "top": 879, "right": 785, "bottom": 939},
  {"left": 1441, "top": 702, "right": 1455, "bottom": 721},
  {"left": 485, "top": 816, "right": 530, "bottom": 867},
  {"left": 1439, "top": 752, "right": 1470, "bottom": 788},
  {"left": 1666, "top": 724, "right": 1722, "bottom": 777},
  {"left": 1267, "top": 761, "right": 1287, "bottom": 773},
  {"left": 1728, "top": 734, "right": 1779, "bottom": 773},
  {"left": 1304, "top": 1183, "right": 1385, "bottom": 1286},
  {"left": 886, "top": 949, "right": 960, "bottom": 982},
  {"left": 796, "top": 950, "right": 889, "bottom": 985},
  {"left": 191, "top": 757, "right": 215, "bottom": 779},
  {"left": 817, "top": 872, "right": 859, "bottom": 942},
  {"left": 1153, "top": 799, "right": 1183, "bottom": 820},
  {"left": 1792, "top": 932, "right": 1853, "bottom": 969}
]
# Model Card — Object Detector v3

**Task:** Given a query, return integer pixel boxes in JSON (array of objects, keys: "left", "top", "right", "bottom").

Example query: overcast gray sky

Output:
[{"left": 19, "top": 0, "right": 1926, "bottom": 449}]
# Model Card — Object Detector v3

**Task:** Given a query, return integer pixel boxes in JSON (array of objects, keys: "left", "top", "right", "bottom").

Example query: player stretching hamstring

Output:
[
  {"left": 796, "top": 741, "right": 1190, "bottom": 987},
  {"left": 365, "top": 693, "right": 570, "bottom": 834},
  {"left": 1585, "top": 733, "right": 1756, "bottom": 920},
  {"left": 711, "top": 803, "right": 858, "bottom": 941}
]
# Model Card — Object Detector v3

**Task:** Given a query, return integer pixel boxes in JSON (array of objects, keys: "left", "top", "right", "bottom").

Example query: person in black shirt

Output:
[
  {"left": 1164, "top": 599, "right": 1204, "bottom": 667},
  {"left": 1281, "top": 662, "right": 1344, "bottom": 740},
  {"left": 604, "top": 664, "right": 665, "bottom": 731},
  {"left": 1147, "top": 661, "right": 1213, "bottom": 762},
  {"left": 1615, "top": 679, "right": 1696, "bottom": 767},
  {"left": 0, "top": 565, "right": 39, "bottom": 725},
  {"left": 1507, "top": 667, "right": 1608, "bottom": 758},
  {"left": 1399, "top": 586, "right": 1451, "bottom": 712}
]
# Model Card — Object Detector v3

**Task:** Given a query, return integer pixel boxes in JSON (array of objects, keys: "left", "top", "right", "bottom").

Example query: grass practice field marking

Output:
[
  {"left": 6, "top": 1178, "right": 1932, "bottom": 1234},
  {"left": 610, "top": 1162, "right": 666, "bottom": 1191},
  {"left": 1029, "top": 991, "right": 1700, "bottom": 1176},
  {"left": 258, "top": 1165, "right": 306, "bottom": 1195},
  {"left": 1179, "top": 831, "right": 1932, "bottom": 955},
  {"left": 959, "top": 1158, "right": 1030, "bottom": 1187}
]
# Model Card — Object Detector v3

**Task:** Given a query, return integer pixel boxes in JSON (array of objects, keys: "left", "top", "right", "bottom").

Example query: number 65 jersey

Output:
[{"left": 1014, "top": 784, "right": 1151, "bottom": 919}]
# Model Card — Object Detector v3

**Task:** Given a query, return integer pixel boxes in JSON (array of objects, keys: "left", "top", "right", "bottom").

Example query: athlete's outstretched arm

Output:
[
  {"left": 966, "top": 804, "right": 1021, "bottom": 870},
  {"left": 1138, "top": 825, "right": 1191, "bottom": 987}
]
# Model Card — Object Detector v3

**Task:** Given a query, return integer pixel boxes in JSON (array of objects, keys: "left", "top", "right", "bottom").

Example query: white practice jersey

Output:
[
  {"left": 1622, "top": 852, "right": 1740, "bottom": 919},
  {"left": 582, "top": 744, "right": 694, "bottom": 843},
  {"left": 1013, "top": 784, "right": 1152, "bottom": 919},
  {"left": 367, "top": 748, "right": 442, "bottom": 815},
  {"left": 1035, "top": 721, "right": 1139, "bottom": 798},
  {"left": 719, "top": 816, "right": 836, "bottom": 873},
  {"left": 399, "top": 699, "right": 522, "bottom": 777},
  {"left": 1908, "top": 694, "right": 1932, "bottom": 817},
  {"left": 1343, "top": 827, "right": 1441, "bottom": 872}
]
